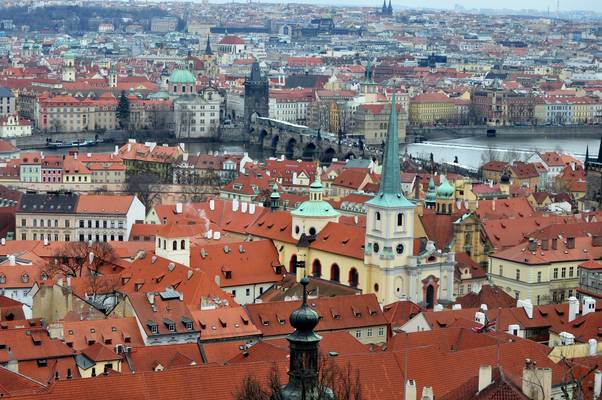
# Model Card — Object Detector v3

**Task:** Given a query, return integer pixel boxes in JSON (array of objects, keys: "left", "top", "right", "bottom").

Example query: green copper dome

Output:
[
  {"left": 292, "top": 171, "right": 340, "bottom": 218},
  {"left": 436, "top": 176, "right": 455, "bottom": 199},
  {"left": 270, "top": 183, "right": 280, "bottom": 199},
  {"left": 425, "top": 177, "right": 437, "bottom": 204},
  {"left": 168, "top": 69, "right": 196, "bottom": 84}
]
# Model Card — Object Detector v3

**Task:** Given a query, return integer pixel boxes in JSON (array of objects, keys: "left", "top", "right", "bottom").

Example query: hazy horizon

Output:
[{"left": 188, "top": 0, "right": 602, "bottom": 13}]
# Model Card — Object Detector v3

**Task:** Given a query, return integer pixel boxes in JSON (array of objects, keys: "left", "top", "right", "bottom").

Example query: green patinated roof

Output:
[
  {"left": 63, "top": 51, "right": 76, "bottom": 59},
  {"left": 270, "top": 183, "right": 280, "bottom": 199},
  {"left": 291, "top": 200, "right": 340, "bottom": 218},
  {"left": 366, "top": 93, "right": 415, "bottom": 209},
  {"left": 149, "top": 90, "right": 170, "bottom": 99},
  {"left": 425, "top": 176, "right": 436, "bottom": 204},
  {"left": 292, "top": 170, "right": 340, "bottom": 218},
  {"left": 169, "top": 69, "right": 196, "bottom": 84},
  {"left": 436, "top": 176, "right": 455, "bottom": 199}
]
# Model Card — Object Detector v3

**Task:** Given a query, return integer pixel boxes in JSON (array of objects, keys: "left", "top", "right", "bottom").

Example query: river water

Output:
[{"left": 44, "top": 135, "right": 601, "bottom": 170}]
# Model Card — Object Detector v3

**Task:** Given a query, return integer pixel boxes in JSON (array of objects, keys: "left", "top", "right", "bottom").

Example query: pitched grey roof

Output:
[{"left": 0, "top": 87, "right": 14, "bottom": 98}]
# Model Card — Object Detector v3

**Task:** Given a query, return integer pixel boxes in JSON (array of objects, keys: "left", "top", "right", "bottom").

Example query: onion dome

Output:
[
  {"left": 436, "top": 176, "right": 455, "bottom": 199},
  {"left": 288, "top": 277, "right": 321, "bottom": 342}
]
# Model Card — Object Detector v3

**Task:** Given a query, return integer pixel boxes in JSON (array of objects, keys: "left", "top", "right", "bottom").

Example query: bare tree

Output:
[
  {"left": 125, "top": 168, "right": 162, "bottom": 210},
  {"left": 481, "top": 145, "right": 503, "bottom": 164},
  {"left": 559, "top": 357, "right": 598, "bottom": 400},
  {"left": 235, "top": 355, "right": 362, "bottom": 400},
  {"left": 45, "top": 241, "right": 90, "bottom": 278}
]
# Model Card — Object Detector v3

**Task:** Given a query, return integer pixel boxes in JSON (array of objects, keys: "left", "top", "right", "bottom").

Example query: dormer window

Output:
[
  {"left": 0, "top": 274, "right": 6, "bottom": 284},
  {"left": 182, "top": 317, "right": 193, "bottom": 331},
  {"left": 21, "top": 273, "right": 29, "bottom": 283},
  {"left": 164, "top": 319, "right": 175, "bottom": 332},
  {"left": 147, "top": 321, "right": 158, "bottom": 335}
]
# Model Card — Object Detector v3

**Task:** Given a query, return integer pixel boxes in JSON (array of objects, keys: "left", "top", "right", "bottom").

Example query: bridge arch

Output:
[
  {"left": 344, "top": 151, "right": 356, "bottom": 160},
  {"left": 259, "top": 129, "right": 269, "bottom": 144},
  {"left": 321, "top": 147, "right": 336, "bottom": 164},
  {"left": 303, "top": 142, "right": 317, "bottom": 160},
  {"left": 271, "top": 135, "right": 280, "bottom": 150},
  {"left": 285, "top": 137, "right": 297, "bottom": 159}
]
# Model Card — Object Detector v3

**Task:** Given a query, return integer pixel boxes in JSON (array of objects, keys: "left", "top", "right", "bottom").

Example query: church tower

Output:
[
  {"left": 108, "top": 64, "right": 118, "bottom": 88},
  {"left": 425, "top": 177, "right": 436, "bottom": 209},
  {"left": 61, "top": 52, "right": 76, "bottom": 82},
  {"left": 364, "top": 94, "right": 416, "bottom": 304},
  {"left": 202, "top": 34, "right": 219, "bottom": 79},
  {"left": 435, "top": 176, "right": 454, "bottom": 215},
  {"left": 244, "top": 61, "right": 269, "bottom": 127}
]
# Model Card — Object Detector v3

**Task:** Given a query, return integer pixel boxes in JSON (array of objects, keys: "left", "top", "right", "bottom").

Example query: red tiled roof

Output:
[
  {"left": 76, "top": 195, "right": 134, "bottom": 214},
  {"left": 245, "top": 294, "right": 387, "bottom": 338}
]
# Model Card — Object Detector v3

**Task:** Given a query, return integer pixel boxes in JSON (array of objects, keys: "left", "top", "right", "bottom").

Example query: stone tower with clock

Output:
[{"left": 364, "top": 94, "right": 417, "bottom": 305}]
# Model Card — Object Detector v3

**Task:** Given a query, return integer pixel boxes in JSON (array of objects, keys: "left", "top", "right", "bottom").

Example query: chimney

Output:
[
  {"left": 43, "top": 238, "right": 49, "bottom": 246},
  {"left": 492, "top": 199, "right": 496, "bottom": 211},
  {"left": 541, "top": 239, "right": 549, "bottom": 250},
  {"left": 249, "top": 203, "right": 256, "bottom": 214},
  {"left": 433, "top": 304, "right": 443, "bottom": 312},
  {"left": 452, "top": 304, "right": 462, "bottom": 310},
  {"left": 146, "top": 292, "right": 155, "bottom": 305},
  {"left": 73, "top": 152, "right": 78, "bottom": 160},
  {"left": 241, "top": 202, "right": 248, "bottom": 213},
  {"left": 559, "top": 331, "right": 575, "bottom": 345},
  {"left": 594, "top": 370, "right": 602, "bottom": 399},
  {"left": 404, "top": 380, "right": 416, "bottom": 400},
  {"left": 475, "top": 311, "right": 486, "bottom": 325},
  {"left": 583, "top": 296, "right": 596, "bottom": 316},
  {"left": 421, "top": 386, "right": 434, "bottom": 400},
  {"left": 114, "top": 145, "right": 118, "bottom": 154},
  {"left": 0, "top": 238, "right": 5, "bottom": 246},
  {"left": 589, "top": 339, "right": 597, "bottom": 356},
  {"left": 566, "top": 236, "right": 575, "bottom": 249},
  {"left": 209, "top": 199, "right": 215, "bottom": 211},
  {"left": 88, "top": 252, "right": 94, "bottom": 266},
  {"left": 7, "top": 255, "right": 15, "bottom": 266},
  {"left": 551, "top": 238, "right": 558, "bottom": 250},
  {"left": 568, "top": 296, "right": 579, "bottom": 322},
  {"left": 478, "top": 365, "right": 492, "bottom": 392},
  {"left": 127, "top": 143, "right": 132, "bottom": 152},
  {"left": 522, "top": 360, "right": 551, "bottom": 400},
  {"left": 175, "top": 202, "right": 183, "bottom": 214},
  {"left": 517, "top": 299, "right": 533, "bottom": 319},
  {"left": 213, "top": 231, "right": 221, "bottom": 240},
  {"left": 66, "top": 276, "right": 71, "bottom": 288},
  {"left": 528, "top": 238, "right": 537, "bottom": 252}
]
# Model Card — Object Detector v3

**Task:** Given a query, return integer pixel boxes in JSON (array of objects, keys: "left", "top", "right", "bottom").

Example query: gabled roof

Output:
[{"left": 245, "top": 294, "right": 387, "bottom": 337}]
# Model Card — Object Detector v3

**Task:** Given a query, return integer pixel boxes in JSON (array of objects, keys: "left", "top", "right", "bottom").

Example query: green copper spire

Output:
[
  {"left": 425, "top": 176, "right": 436, "bottom": 206},
  {"left": 367, "top": 94, "right": 414, "bottom": 208}
]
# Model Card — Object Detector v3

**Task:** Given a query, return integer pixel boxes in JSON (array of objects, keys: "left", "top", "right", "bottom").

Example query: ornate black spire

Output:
[
  {"left": 281, "top": 277, "right": 333, "bottom": 400},
  {"left": 205, "top": 34, "right": 213, "bottom": 56}
]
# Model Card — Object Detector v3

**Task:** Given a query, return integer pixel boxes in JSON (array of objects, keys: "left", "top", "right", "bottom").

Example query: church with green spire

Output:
[{"left": 363, "top": 94, "right": 456, "bottom": 307}]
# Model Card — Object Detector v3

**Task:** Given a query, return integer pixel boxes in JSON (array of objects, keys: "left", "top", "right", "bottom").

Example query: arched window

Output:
[
  {"left": 375, "top": 212, "right": 381, "bottom": 221},
  {"left": 330, "top": 264, "right": 340, "bottom": 282},
  {"left": 163, "top": 240, "right": 166, "bottom": 250},
  {"left": 289, "top": 255, "right": 298, "bottom": 274},
  {"left": 157, "top": 238, "right": 160, "bottom": 248},
  {"left": 181, "top": 240, "right": 186, "bottom": 250},
  {"left": 349, "top": 268, "right": 359, "bottom": 288},
  {"left": 312, "top": 259, "right": 322, "bottom": 278},
  {"left": 172, "top": 241, "right": 177, "bottom": 251},
  {"left": 397, "top": 213, "right": 403, "bottom": 227}
]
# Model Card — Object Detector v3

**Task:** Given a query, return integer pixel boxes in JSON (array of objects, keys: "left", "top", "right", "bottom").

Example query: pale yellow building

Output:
[{"left": 409, "top": 92, "right": 458, "bottom": 125}]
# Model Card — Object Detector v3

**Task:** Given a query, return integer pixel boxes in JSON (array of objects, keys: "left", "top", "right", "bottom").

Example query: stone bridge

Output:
[{"left": 249, "top": 117, "right": 370, "bottom": 162}]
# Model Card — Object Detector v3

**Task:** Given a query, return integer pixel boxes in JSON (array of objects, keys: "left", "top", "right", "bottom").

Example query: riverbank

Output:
[{"left": 408, "top": 125, "right": 602, "bottom": 142}]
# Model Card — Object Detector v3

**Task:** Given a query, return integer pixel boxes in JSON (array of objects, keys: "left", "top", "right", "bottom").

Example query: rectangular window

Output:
[
  {"left": 499, "top": 265, "right": 503, "bottom": 276},
  {"left": 79, "top": 234, "right": 85, "bottom": 241},
  {"left": 79, "top": 220, "right": 84, "bottom": 228},
  {"left": 21, "top": 233, "right": 26, "bottom": 240},
  {"left": 245, "top": 288, "right": 250, "bottom": 296},
  {"left": 378, "top": 327, "right": 385, "bottom": 336},
  {"left": 355, "top": 330, "right": 362, "bottom": 339},
  {"left": 569, "top": 267, "right": 574, "bottom": 277},
  {"left": 537, "top": 272, "right": 542, "bottom": 283},
  {"left": 65, "top": 220, "right": 70, "bottom": 228},
  {"left": 367, "top": 328, "right": 373, "bottom": 337},
  {"left": 65, "top": 234, "right": 70, "bottom": 242},
  {"left": 467, "top": 284, "right": 472, "bottom": 292},
  {"left": 561, "top": 268, "right": 566, "bottom": 278},
  {"left": 553, "top": 268, "right": 558, "bottom": 279},
  {"left": 21, "top": 219, "right": 26, "bottom": 227},
  {"left": 516, "top": 269, "right": 520, "bottom": 281}
]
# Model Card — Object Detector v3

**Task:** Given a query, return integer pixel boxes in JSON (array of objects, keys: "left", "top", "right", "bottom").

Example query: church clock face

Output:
[
  {"left": 396, "top": 244, "right": 404, "bottom": 255},
  {"left": 373, "top": 243, "right": 379, "bottom": 253}
]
